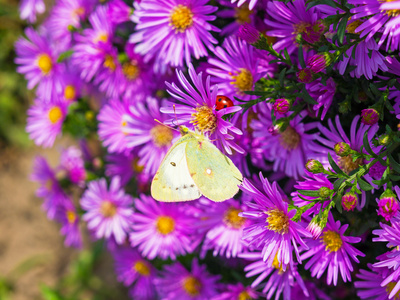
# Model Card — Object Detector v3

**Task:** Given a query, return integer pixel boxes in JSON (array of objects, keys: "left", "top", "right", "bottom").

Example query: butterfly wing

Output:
[
  {"left": 151, "top": 137, "right": 202, "bottom": 202},
  {"left": 185, "top": 136, "right": 243, "bottom": 202}
]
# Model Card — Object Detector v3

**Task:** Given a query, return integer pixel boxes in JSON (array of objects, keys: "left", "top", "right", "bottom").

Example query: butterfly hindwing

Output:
[
  {"left": 185, "top": 134, "right": 243, "bottom": 202},
  {"left": 151, "top": 137, "right": 202, "bottom": 202}
]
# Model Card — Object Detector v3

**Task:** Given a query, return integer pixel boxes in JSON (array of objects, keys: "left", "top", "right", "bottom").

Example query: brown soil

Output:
[{"left": 0, "top": 139, "right": 77, "bottom": 300}]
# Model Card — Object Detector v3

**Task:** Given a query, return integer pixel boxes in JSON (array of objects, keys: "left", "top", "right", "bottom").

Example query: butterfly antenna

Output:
[
  {"left": 172, "top": 105, "right": 180, "bottom": 128},
  {"left": 154, "top": 119, "right": 180, "bottom": 132}
]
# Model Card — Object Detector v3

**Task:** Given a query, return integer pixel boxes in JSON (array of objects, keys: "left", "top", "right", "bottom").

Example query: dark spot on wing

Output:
[
  {"left": 170, "top": 162, "right": 176, "bottom": 166},
  {"left": 190, "top": 184, "right": 195, "bottom": 188},
  {"left": 183, "top": 185, "right": 187, "bottom": 189},
  {"left": 176, "top": 187, "right": 179, "bottom": 190}
]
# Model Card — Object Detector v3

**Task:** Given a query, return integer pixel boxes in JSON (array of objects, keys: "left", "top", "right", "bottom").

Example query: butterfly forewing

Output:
[
  {"left": 185, "top": 134, "right": 243, "bottom": 202},
  {"left": 151, "top": 137, "right": 202, "bottom": 202}
]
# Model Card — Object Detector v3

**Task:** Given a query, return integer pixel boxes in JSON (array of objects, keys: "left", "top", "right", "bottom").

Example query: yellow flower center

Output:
[
  {"left": 346, "top": 19, "right": 362, "bottom": 34},
  {"left": 224, "top": 207, "right": 246, "bottom": 229},
  {"left": 100, "top": 200, "right": 117, "bottom": 218},
  {"left": 234, "top": 5, "right": 252, "bottom": 24},
  {"left": 322, "top": 230, "right": 343, "bottom": 252},
  {"left": 170, "top": 5, "right": 193, "bottom": 32},
  {"left": 72, "top": 7, "right": 85, "bottom": 19},
  {"left": 104, "top": 54, "right": 116, "bottom": 71},
  {"left": 150, "top": 124, "right": 174, "bottom": 147},
  {"left": 123, "top": 61, "right": 140, "bottom": 80},
  {"left": 66, "top": 210, "right": 77, "bottom": 224},
  {"left": 182, "top": 276, "right": 201, "bottom": 296},
  {"left": 238, "top": 291, "right": 252, "bottom": 300},
  {"left": 134, "top": 260, "right": 151, "bottom": 276},
  {"left": 293, "top": 21, "right": 310, "bottom": 35},
  {"left": 48, "top": 106, "right": 63, "bottom": 124},
  {"left": 132, "top": 157, "right": 145, "bottom": 173},
  {"left": 380, "top": 0, "right": 400, "bottom": 17},
  {"left": 231, "top": 68, "right": 253, "bottom": 93},
  {"left": 386, "top": 281, "right": 400, "bottom": 299},
  {"left": 191, "top": 105, "right": 217, "bottom": 134},
  {"left": 337, "top": 154, "right": 364, "bottom": 174},
  {"left": 37, "top": 54, "right": 53, "bottom": 75},
  {"left": 94, "top": 32, "right": 108, "bottom": 43},
  {"left": 266, "top": 209, "right": 289, "bottom": 234},
  {"left": 156, "top": 216, "right": 175, "bottom": 235},
  {"left": 279, "top": 126, "right": 300, "bottom": 150},
  {"left": 64, "top": 85, "right": 76, "bottom": 101}
]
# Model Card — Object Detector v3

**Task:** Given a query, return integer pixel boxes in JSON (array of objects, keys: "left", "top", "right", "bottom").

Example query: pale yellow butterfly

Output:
[{"left": 151, "top": 126, "right": 243, "bottom": 202}]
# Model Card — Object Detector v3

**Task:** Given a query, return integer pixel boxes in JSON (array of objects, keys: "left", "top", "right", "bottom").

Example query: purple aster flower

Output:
[
  {"left": 349, "top": 0, "right": 400, "bottom": 51},
  {"left": 80, "top": 177, "right": 134, "bottom": 244},
  {"left": 15, "top": 27, "right": 64, "bottom": 100},
  {"left": 336, "top": 39, "right": 388, "bottom": 80},
  {"left": 237, "top": 22, "right": 261, "bottom": 44},
  {"left": 26, "top": 97, "right": 67, "bottom": 148},
  {"left": 251, "top": 103, "right": 325, "bottom": 179},
  {"left": 97, "top": 98, "right": 133, "bottom": 153},
  {"left": 19, "top": 0, "right": 45, "bottom": 23},
  {"left": 129, "top": 194, "right": 201, "bottom": 260},
  {"left": 264, "top": 0, "right": 324, "bottom": 54},
  {"left": 59, "top": 146, "right": 86, "bottom": 186},
  {"left": 125, "top": 97, "right": 179, "bottom": 176},
  {"left": 306, "top": 77, "right": 336, "bottom": 120},
  {"left": 240, "top": 251, "right": 309, "bottom": 299},
  {"left": 197, "top": 198, "right": 252, "bottom": 258},
  {"left": 355, "top": 264, "right": 392, "bottom": 300},
  {"left": 292, "top": 281, "right": 331, "bottom": 300},
  {"left": 162, "top": 64, "right": 244, "bottom": 154},
  {"left": 108, "top": 0, "right": 132, "bottom": 25},
  {"left": 105, "top": 152, "right": 135, "bottom": 186},
  {"left": 240, "top": 173, "right": 312, "bottom": 270},
  {"left": 55, "top": 196, "right": 82, "bottom": 248},
  {"left": 377, "top": 193, "right": 399, "bottom": 222},
  {"left": 211, "top": 282, "right": 260, "bottom": 300},
  {"left": 155, "top": 258, "right": 220, "bottom": 299},
  {"left": 301, "top": 213, "right": 365, "bottom": 286},
  {"left": 130, "top": 0, "right": 220, "bottom": 71},
  {"left": 113, "top": 247, "right": 157, "bottom": 300},
  {"left": 207, "top": 36, "right": 263, "bottom": 103}
]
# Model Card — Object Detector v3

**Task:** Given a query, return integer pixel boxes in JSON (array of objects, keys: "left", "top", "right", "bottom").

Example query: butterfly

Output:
[{"left": 151, "top": 126, "right": 243, "bottom": 202}]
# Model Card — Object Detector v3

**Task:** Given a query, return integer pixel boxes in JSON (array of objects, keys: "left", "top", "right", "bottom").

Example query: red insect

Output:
[{"left": 215, "top": 95, "right": 234, "bottom": 111}]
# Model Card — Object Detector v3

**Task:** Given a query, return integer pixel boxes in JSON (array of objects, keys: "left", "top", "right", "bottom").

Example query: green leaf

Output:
[
  {"left": 301, "top": 87, "right": 318, "bottom": 105},
  {"left": 328, "top": 152, "right": 347, "bottom": 176},
  {"left": 298, "top": 46, "right": 306, "bottom": 68},
  {"left": 363, "top": 131, "right": 378, "bottom": 157},
  {"left": 337, "top": 16, "right": 348, "bottom": 44},
  {"left": 278, "top": 68, "right": 286, "bottom": 86},
  {"left": 333, "top": 192, "right": 343, "bottom": 213},
  {"left": 298, "top": 190, "right": 321, "bottom": 197},
  {"left": 333, "top": 177, "right": 346, "bottom": 190},
  {"left": 389, "top": 154, "right": 400, "bottom": 173},
  {"left": 57, "top": 50, "right": 74, "bottom": 63},
  {"left": 357, "top": 176, "right": 374, "bottom": 191}
]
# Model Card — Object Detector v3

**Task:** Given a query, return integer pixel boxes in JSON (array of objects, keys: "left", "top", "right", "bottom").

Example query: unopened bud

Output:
[
  {"left": 319, "top": 187, "right": 334, "bottom": 199},
  {"left": 342, "top": 192, "right": 358, "bottom": 211},
  {"left": 237, "top": 23, "right": 261, "bottom": 45},
  {"left": 272, "top": 98, "right": 290, "bottom": 115},
  {"left": 361, "top": 108, "right": 379, "bottom": 125},
  {"left": 306, "top": 53, "right": 333, "bottom": 73},
  {"left": 378, "top": 134, "right": 390, "bottom": 146},
  {"left": 305, "top": 159, "right": 325, "bottom": 174},
  {"left": 334, "top": 142, "right": 352, "bottom": 157},
  {"left": 296, "top": 68, "right": 313, "bottom": 83}
]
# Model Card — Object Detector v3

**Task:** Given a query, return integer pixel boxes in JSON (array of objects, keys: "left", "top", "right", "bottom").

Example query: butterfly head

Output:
[{"left": 179, "top": 125, "right": 190, "bottom": 136}]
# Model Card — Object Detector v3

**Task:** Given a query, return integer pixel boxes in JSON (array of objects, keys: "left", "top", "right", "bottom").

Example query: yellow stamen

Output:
[
  {"left": 170, "top": 5, "right": 193, "bottom": 32},
  {"left": 231, "top": 68, "right": 253, "bottom": 93},
  {"left": 156, "top": 216, "right": 175, "bottom": 235},
  {"left": 380, "top": 0, "right": 400, "bottom": 17},
  {"left": 123, "top": 61, "right": 140, "bottom": 80},
  {"left": 66, "top": 210, "right": 77, "bottom": 224},
  {"left": 182, "top": 276, "right": 201, "bottom": 296},
  {"left": 224, "top": 207, "right": 246, "bottom": 229},
  {"left": 104, "top": 54, "right": 116, "bottom": 71},
  {"left": 100, "top": 200, "right": 117, "bottom": 218},
  {"left": 279, "top": 126, "right": 300, "bottom": 150},
  {"left": 150, "top": 124, "right": 174, "bottom": 147},
  {"left": 238, "top": 291, "right": 252, "bottom": 300},
  {"left": 234, "top": 5, "right": 252, "bottom": 24},
  {"left": 94, "top": 32, "right": 108, "bottom": 43},
  {"left": 266, "top": 209, "right": 289, "bottom": 234},
  {"left": 37, "top": 54, "right": 53, "bottom": 75},
  {"left": 134, "top": 260, "right": 151, "bottom": 276},
  {"left": 346, "top": 19, "right": 362, "bottom": 34},
  {"left": 191, "top": 105, "right": 217, "bottom": 134},
  {"left": 132, "top": 157, "right": 145, "bottom": 173},
  {"left": 64, "top": 85, "right": 76, "bottom": 101},
  {"left": 337, "top": 154, "right": 364, "bottom": 174},
  {"left": 322, "top": 230, "right": 343, "bottom": 252},
  {"left": 386, "top": 281, "right": 400, "bottom": 299},
  {"left": 48, "top": 106, "right": 63, "bottom": 124}
]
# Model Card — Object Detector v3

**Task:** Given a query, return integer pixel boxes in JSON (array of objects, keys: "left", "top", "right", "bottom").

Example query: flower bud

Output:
[
  {"left": 237, "top": 23, "right": 261, "bottom": 45},
  {"left": 306, "top": 53, "right": 333, "bottom": 73},
  {"left": 378, "top": 134, "right": 390, "bottom": 146},
  {"left": 342, "top": 192, "right": 358, "bottom": 211},
  {"left": 296, "top": 68, "right": 313, "bottom": 83},
  {"left": 306, "top": 219, "right": 323, "bottom": 239},
  {"left": 377, "top": 196, "right": 399, "bottom": 221},
  {"left": 305, "top": 159, "right": 325, "bottom": 174},
  {"left": 334, "top": 142, "right": 352, "bottom": 157},
  {"left": 272, "top": 98, "right": 290, "bottom": 115},
  {"left": 319, "top": 187, "right": 334, "bottom": 199},
  {"left": 361, "top": 108, "right": 379, "bottom": 125}
]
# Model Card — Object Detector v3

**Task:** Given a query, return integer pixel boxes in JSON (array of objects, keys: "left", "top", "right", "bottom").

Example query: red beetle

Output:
[{"left": 215, "top": 95, "right": 234, "bottom": 111}]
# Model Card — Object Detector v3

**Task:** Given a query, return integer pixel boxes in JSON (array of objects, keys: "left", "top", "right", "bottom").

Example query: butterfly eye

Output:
[{"left": 215, "top": 95, "right": 234, "bottom": 111}]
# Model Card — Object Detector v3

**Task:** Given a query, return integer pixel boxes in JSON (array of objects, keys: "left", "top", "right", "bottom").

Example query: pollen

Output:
[
  {"left": 72, "top": 7, "right": 85, "bottom": 20},
  {"left": 104, "top": 54, "right": 116, "bottom": 71},
  {"left": 337, "top": 154, "right": 364, "bottom": 174},
  {"left": 266, "top": 209, "right": 289, "bottom": 234},
  {"left": 66, "top": 210, "right": 77, "bottom": 224},
  {"left": 234, "top": 5, "right": 252, "bottom": 24},
  {"left": 386, "top": 281, "right": 400, "bottom": 299},
  {"left": 170, "top": 5, "right": 193, "bottom": 32},
  {"left": 156, "top": 216, "right": 175, "bottom": 235},
  {"left": 191, "top": 105, "right": 217, "bottom": 134},
  {"left": 231, "top": 68, "right": 253, "bottom": 93},
  {"left": 224, "top": 207, "right": 246, "bottom": 229},
  {"left": 346, "top": 19, "right": 362, "bottom": 34},
  {"left": 238, "top": 291, "right": 252, "bottom": 300},
  {"left": 64, "top": 85, "right": 76, "bottom": 101},
  {"left": 122, "top": 61, "right": 140, "bottom": 80},
  {"left": 182, "top": 276, "right": 201, "bottom": 296},
  {"left": 37, "top": 54, "right": 53, "bottom": 75},
  {"left": 134, "top": 260, "right": 151, "bottom": 276},
  {"left": 150, "top": 124, "right": 174, "bottom": 147},
  {"left": 279, "top": 126, "right": 300, "bottom": 150},
  {"left": 380, "top": 0, "right": 400, "bottom": 17},
  {"left": 94, "top": 32, "right": 108, "bottom": 43},
  {"left": 48, "top": 106, "right": 63, "bottom": 124},
  {"left": 322, "top": 230, "right": 343, "bottom": 252},
  {"left": 272, "top": 253, "right": 284, "bottom": 274},
  {"left": 132, "top": 157, "right": 145, "bottom": 173},
  {"left": 100, "top": 200, "right": 117, "bottom": 218}
]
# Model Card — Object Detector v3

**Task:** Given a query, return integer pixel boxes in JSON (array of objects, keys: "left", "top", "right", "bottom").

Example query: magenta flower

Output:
[
  {"left": 230, "top": 0, "right": 260, "bottom": 11},
  {"left": 342, "top": 192, "right": 358, "bottom": 212},
  {"left": 59, "top": 146, "right": 86, "bottom": 186},
  {"left": 26, "top": 98, "right": 67, "bottom": 148},
  {"left": 129, "top": 194, "right": 201, "bottom": 260},
  {"left": 155, "top": 259, "right": 220, "bottom": 299},
  {"left": 301, "top": 213, "right": 365, "bottom": 286},
  {"left": 19, "top": 0, "right": 45, "bottom": 23},
  {"left": 306, "top": 77, "right": 336, "bottom": 120},
  {"left": 107, "top": 0, "right": 132, "bottom": 25},
  {"left": 272, "top": 98, "right": 290, "bottom": 115},
  {"left": 105, "top": 152, "right": 135, "bottom": 186},
  {"left": 355, "top": 264, "right": 392, "bottom": 300},
  {"left": 211, "top": 282, "right": 259, "bottom": 300},
  {"left": 240, "top": 173, "right": 312, "bottom": 270},
  {"left": 80, "top": 177, "right": 134, "bottom": 244},
  {"left": 162, "top": 64, "right": 244, "bottom": 154},
  {"left": 361, "top": 108, "right": 379, "bottom": 125},
  {"left": 237, "top": 23, "right": 261, "bottom": 44},
  {"left": 55, "top": 196, "right": 82, "bottom": 248},
  {"left": 130, "top": 0, "right": 220, "bottom": 71},
  {"left": 377, "top": 196, "right": 399, "bottom": 221}
]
